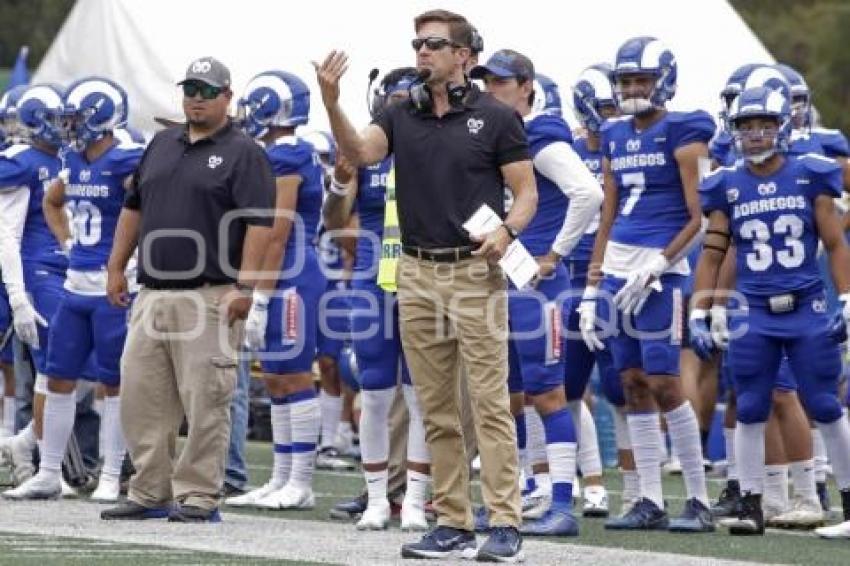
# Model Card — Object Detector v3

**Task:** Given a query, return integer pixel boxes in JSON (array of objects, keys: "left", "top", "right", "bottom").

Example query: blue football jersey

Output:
[
  {"left": 353, "top": 157, "right": 393, "bottom": 273},
  {"left": 522, "top": 113, "right": 572, "bottom": 256},
  {"left": 63, "top": 139, "right": 144, "bottom": 271},
  {"left": 0, "top": 144, "right": 66, "bottom": 270},
  {"left": 700, "top": 154, "right": 842, "bottom": 298},
  {"left": 570, "top": 136, "right": 603, "bottom": 261},
  {"left": 790, "top": 128, "right": 850, "bottom": 159},
  {"left": 709, "top": 130, "right": 735, "bottom": 167},
  {"left": 602, "top": 110, "right": 715, "bottom": 248},
  {"left": 266, "top": 136, "right": 324, "bottom": 252}
]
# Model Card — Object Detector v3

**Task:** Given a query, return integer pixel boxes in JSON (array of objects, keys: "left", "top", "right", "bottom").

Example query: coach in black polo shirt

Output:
[
  {"left": 103, "top": 56, "right": 274, "bottom": 523},
  {"left": 314, "top": 9, "right": 537, "bottom": 561}
]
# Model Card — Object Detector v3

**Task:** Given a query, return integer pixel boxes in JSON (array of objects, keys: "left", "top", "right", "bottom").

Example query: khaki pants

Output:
[
  {"left": 397, "top": 254, "right": 520, "bottom": 530},
  {"left": 121, "top": 286, "right": 241, "bottom": 510}
]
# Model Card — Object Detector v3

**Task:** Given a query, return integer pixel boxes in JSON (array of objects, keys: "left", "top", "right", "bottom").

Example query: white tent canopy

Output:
[{"left": 36, "top": 0, "right": 774, "bottom": 137}]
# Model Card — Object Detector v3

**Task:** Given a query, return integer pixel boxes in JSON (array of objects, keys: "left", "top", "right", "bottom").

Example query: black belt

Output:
[
  {"left": 142, "top": 280, "right": 231, "bottom": 290},
  {"left": 402, "top": 245, "right": 476, "bottom": 263}
]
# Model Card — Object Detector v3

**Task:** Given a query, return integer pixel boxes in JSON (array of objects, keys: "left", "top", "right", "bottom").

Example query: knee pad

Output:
[
  {"left": 358, "top": 387, "right": 395, "bottom": 464},
  {"left": 736, "top": 389, "right": 771, "bottom": 424},
  {"left": 802, "top": 391, "right": 844, "bottom": 424}
]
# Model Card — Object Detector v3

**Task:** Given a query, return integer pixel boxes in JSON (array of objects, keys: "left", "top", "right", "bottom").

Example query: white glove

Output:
[
  {"left": 243, "top": 291, "right": 270, "bottom": 351},
  {"left": 57, "top": 168, "right": 70, "bottom": 185},
  {"left": 841, "top": 293, "right": 850, "bottom": 328},
  {"left": 614, "top": 254, "right": 669, "bottom": 315},
  {"left": 709, "top": 305, "right": 729, "bottom": 351},
  {"left": 9, "top": 292, "right": 48, "bottom": 350},
  {"left": 577, "top": 286, "right": 605, "bottom": 351}
]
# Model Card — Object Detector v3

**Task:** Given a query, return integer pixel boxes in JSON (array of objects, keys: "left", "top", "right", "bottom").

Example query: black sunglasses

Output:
[
  {"left": 182, "top": 82, "right": 223, "bottom": 100},
  {"left": 411, "top": 36, "right": 461, "bottom": 51}
]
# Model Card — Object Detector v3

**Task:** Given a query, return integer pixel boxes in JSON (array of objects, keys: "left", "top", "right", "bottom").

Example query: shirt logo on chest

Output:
[
  {"left": 208, "top": 155, "right": 224, "bottom": 169},
  {"left": 726, "top": 188, "right": 739, "bottom": 203},
  {"left": 757, "top": 181, "right": 777, "bottom": 196},
  {"left": 79, "top": 169, "right": 91, "bottom": 182},
  {"left": 626, "top": 138, "right": 641, "bottom": 152},
  {"left": 467, "top": 118, "right": 484, "bottom": 135}
]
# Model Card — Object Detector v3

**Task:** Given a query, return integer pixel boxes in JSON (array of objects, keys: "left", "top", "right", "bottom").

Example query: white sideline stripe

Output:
[{"left": 0, "top": 499, "right": 769, "bottom": 566}]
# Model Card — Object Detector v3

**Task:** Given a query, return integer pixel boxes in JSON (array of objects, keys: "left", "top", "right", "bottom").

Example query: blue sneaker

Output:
[
  {"left": 400, "top": 525, "right": 478, "bottom": 560},
  {"left": 668, "top": 498, "right": 715, "bottom": 533},
  {"left": 476, "top": 526, "right": 524, "bottom": 563},
  {"left": 519, "top": 507, "right": 578, "bottom": 537},
  {"left": 604, "top": 497, "right": 669, "bottom": 530},
  {"left": 474, "top": 506, "right": 491, "bottom": 533}
]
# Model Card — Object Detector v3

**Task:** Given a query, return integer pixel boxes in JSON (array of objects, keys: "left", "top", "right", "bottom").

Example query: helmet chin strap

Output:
[
  {"left": 619, "top": 97, "right": 654, "bottom": 115},
  {"left": 744, "top": 147, "right": 776, "bottom": 164}
]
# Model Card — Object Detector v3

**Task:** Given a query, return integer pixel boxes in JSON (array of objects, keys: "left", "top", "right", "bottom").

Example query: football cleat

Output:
[
  {"left": 0, "top": 433, "right": 34, "bottom": 485},
  {"left": 329, "top": 492, "right": 367, "bottom": 520},
  {"left": 711, "top": 480, "right": 741, "bottom": 518},
  {"left": 90, "top": 474, "right": 121, "bottom": 503},
  {"left": 521, "top": 486, "right": 552, "bottom": 520},
  {"left": 256, "top": 483, "right": 314, "bottom": 510},
  {"left": 2, "top": 471, "right": 61, "bottom": 500},
  {"left": 766, "top": 496, "right": 824, "bottom": 529},
  {"left": 762, "top": 496, "right": 786, "bottom": 523},
  {"left": 356, "top": 500, "right": 390, "bottom": 530},
  {"left": 520, "top": 507, "right": 579, "bottom": 536},
  {"left": 816, "top": 481, "right": 830, "bottom": 513},
  {"left": 400, "top": 502, "right": 429, "bottom": 532},
  {"left": 605, "top": 497, "right": 669, "bottom": 530},
  {"left": 582, "top": 485, "right": 609, "bottom": 518},
  {"left": 720, "top": 492, "right": 764, "bottom": 535},
  {"left": 61, "top": 477, "right": 79, "bottom": 499},
  {"left": 662, "top": 455, "right": 682, "bottom": 475},
  {"left": 668, "top": 498, "right": 715, "bottom": 533},
  {"left": 225, "top": 480, "right": 284, "bottom": 508},
  {"left": 315, "top": 446, "right": 355, "bottom": 471},
  {"left": 815, "top": 520, "right": 850, "bottom": 539}
]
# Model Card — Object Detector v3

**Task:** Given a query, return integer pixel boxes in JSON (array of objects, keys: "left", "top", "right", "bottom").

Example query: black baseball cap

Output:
[{"left": 470, "top": 49, "right": 534, "bottom": 81}]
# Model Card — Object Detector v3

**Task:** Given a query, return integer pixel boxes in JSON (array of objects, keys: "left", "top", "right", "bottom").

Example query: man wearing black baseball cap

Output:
[
  {"left": 469, "top": 49, "right": 534, "bottom": 83},
  {"left": 103, "top": 55, "right": 275, "bottom": 522}
]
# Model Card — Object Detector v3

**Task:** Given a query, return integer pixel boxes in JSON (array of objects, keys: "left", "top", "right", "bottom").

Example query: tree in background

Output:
[{"left": 0, "top": 0, "right": 74, "bottom": 68}]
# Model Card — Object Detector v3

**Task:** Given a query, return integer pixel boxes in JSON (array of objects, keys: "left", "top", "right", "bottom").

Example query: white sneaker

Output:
[
  {"left": 816, "top": 520, "right": 850, "bottom": 539},
  {"left": 225, "top": 480, "right": 285, "bottom": 507},
  {"left": 472, "top": 455, "right": 481, "bottom": 472},
  {"left": 2, "top": 471, "right": 61, "bottom": 500},
  {"left": 334, "top": 427, "right": 354, "bottom": 455},
  {"left": 90, "top": 474, "right": 121, "bottom": 503},
  {"left": 0, "top": 433, "right": 34, "bottom": 484},
  {"left": 582, "top": 485, "right": 609, "bottom": 518},
  {"left": 400, "top": 502, "right": 429, "bottom": 531},
  {"left": 521, "top": 486, "right": 552, "bottom": 520},
  {"left": 61, "top": 477, "right": 78, "bottom": 499},
  {"left": 356, "top": 500, "right": 390, "bottom": 530},
  {"left": 762, "top": 497, "right": 786, "bottom": 522},
  {"left": 316, "top": 447, "right": 355, "bottom": 471},
  {"left": 573, "top": 476, "right": 581, "bottom": 499},
  {"left": 618, "top": 497, "right": 639, "bottom": 518},
  {"left": 662, "top": 455, "right": 682, "bottom": 475},
  {"left": 257, "top": 483, "right": 315, "bottom": 510},
  {"left": 767, "top": 496, "right": 825, "bottom": 529}
]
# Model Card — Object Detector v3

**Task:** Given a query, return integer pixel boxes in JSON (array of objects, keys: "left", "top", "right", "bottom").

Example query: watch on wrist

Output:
[{"left": 502, "top": 223, "right": 519, "bottom": 240}]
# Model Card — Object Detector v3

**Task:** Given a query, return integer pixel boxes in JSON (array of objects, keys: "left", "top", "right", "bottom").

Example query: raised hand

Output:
[{"left": 312, "top": 50, "right": 350, "bottom": 109}]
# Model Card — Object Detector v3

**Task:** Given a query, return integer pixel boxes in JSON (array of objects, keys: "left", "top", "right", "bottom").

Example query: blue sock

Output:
[{"left": 542, "top": 407, "right": 577, "bottom": 509}]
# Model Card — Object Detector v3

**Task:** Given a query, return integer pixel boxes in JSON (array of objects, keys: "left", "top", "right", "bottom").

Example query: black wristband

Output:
[
  {"left": 502, "top": 223, "right": 519, "bottom": 240},
  {"left": 234, "top": 282, "right": 253, "bottom": 294}
]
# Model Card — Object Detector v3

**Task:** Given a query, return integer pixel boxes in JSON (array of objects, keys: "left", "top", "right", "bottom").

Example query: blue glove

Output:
[
  {"left": 828, "top": 307, "right": 848, "bottom": 344},
  {"left": 689, "top": 308, "right": 715, "bottom": 361}
]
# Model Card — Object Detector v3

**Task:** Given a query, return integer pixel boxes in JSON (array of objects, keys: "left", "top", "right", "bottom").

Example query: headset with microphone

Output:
[{"left": 408, "top": 68, "right": 470, "bottom": 114}]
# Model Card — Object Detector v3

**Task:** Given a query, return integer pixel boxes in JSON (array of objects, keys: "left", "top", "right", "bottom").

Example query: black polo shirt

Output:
[
  {"left": 124, "top": 120, "right": 274, "bottom": 289},
  {"left": 374, "top": 83, "right": 529, "bottom": 249}
]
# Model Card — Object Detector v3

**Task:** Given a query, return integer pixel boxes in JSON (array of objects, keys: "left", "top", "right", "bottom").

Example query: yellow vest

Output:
[{"left": 377, "top": 167, "right": 400, "bottom": 292}]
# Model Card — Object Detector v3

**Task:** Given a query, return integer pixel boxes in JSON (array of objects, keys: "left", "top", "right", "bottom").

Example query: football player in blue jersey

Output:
[
  {"left": 0, "top": 84, "right": 68, "bottom": 488},
  {"left": 579, "top": 37, "right": 716, "bottom": 532},
  {"left": 571, "top": 63, "right": 636, "bottom": 517},
  {"left": 692, "top": 86, "right": 850, "bottom": 536},
  {"left": 3, "top": 77, "right": 143, "bottom": 502},
  {"left": 473, "top": 49, "right": 602, "bottom": 536},
  {"left": 322, "top": 67, "right": 433, "bottom": 531},
  {"left": 226, "top": 71, "right": 324, "bottom": 512},
  {"left": 302, "top": 130, "right": 356, "bottom": 471}
]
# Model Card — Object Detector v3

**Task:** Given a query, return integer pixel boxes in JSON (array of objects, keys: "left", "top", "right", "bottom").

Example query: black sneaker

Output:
[
  {"left": 400, "top": 525, "right": 477, "bottom": 560},
  {"left": 720, "top": 492, "right": 764, "bottom": 535},
  {"left": 711, "top": 480, "right": 741, "bottom": 518},
  {"left": 817, "top": 481, "right": 831, "bottom": 513},
  {"left": 221, "top": 483, "right": 246, "bottom": 498},
  {"left": 100, "top": 500, "right": 171, "bottom": 521},
  {"left": 476, "top": 525, "right": 523, "bottom": 563},
  {"left": 329, "top": 492, "right": 368, "bottom": 520},
  {"left": 669, "top": 498, "right": 715, "bottom": 533},
  {"left": 168, "top": 504, "right": 222, "bottom": 523},
  {"left": 605, "top": 497, "right": 669, "bottom": 530}
]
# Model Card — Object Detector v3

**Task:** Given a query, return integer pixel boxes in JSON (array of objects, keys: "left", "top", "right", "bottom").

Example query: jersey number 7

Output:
[{"left": 620, "top": 172, "right": 646, "bottom": 216}]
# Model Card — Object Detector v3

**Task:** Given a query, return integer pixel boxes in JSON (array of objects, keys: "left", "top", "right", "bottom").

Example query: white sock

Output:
[
  {"left": 817, "top": 418, "right": 850, "bottom": 490},
  {"left": 578, "top": 401, "right": 602, "bottom": 477},
  {"left": 20, "top": 420, "right": 36, "bottom": 448},
  {"left": 735, "top": 421, "right": 766, "bottom": 494},
  {"left": 365, "top": 468, "right": 389, "bottom": 507},
  {"left": 41, "top": 391, "right": 77, "bottom": 473},
  {"left": 359, "top": 389, "right": 394, "bottom": 465},
  {"left": 534, "top": 471, "right": 552, "bottom": 494},
  {"left": 289, "top": 393, "right": 320, "bottom": 489},
  {"left": 627, "top": 412, "right": 664, "bottom": 508},
  {"left": 764, "top": 464, "right": 789, "bottom": 511},
  {"left": 665, "top": 402, "right": 708, "bottom": 505},
  {"left": 525, "top": 405, "right": 547, "bottom": 467},
  {"left": 404, "top": 469, "right": 431, "bottom": 508},
  {"left": 100, "top": 395, "right": 125, "bottom": 478},
  {"left": 3, "top": 396, "right": 15, "bottom": 435},
  {"left": 724, "top": 427, "right": 738, "bottom": 481},
  {"left": 659, "top": 427, "right": 670, "bottom": 462},
  {"left": 93, "top": 397, "right": 104, "bottom": 418},
  {"left": 622, "top": 469, "right": 639, "bottom": 504},
  {"left": 402, "top": 384, "right": 430, "bottom": 464},
  {"left": 94, "top": 397, "right": 105, "bottom": 459},
  {"left": 613, "top": 408, "right": 631, "bottom": 450},
  {"left": 789, "top": 458, "right": 818, "bottom": 505},
  {"left": 319, "top": 390, "right": 342, "bottom": 449},
  {"left": 271, "top": 399, "right": 292, "bottom": 486},
  {"left": 812, "top": 428, "right": 828, "bottom": 483}
]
